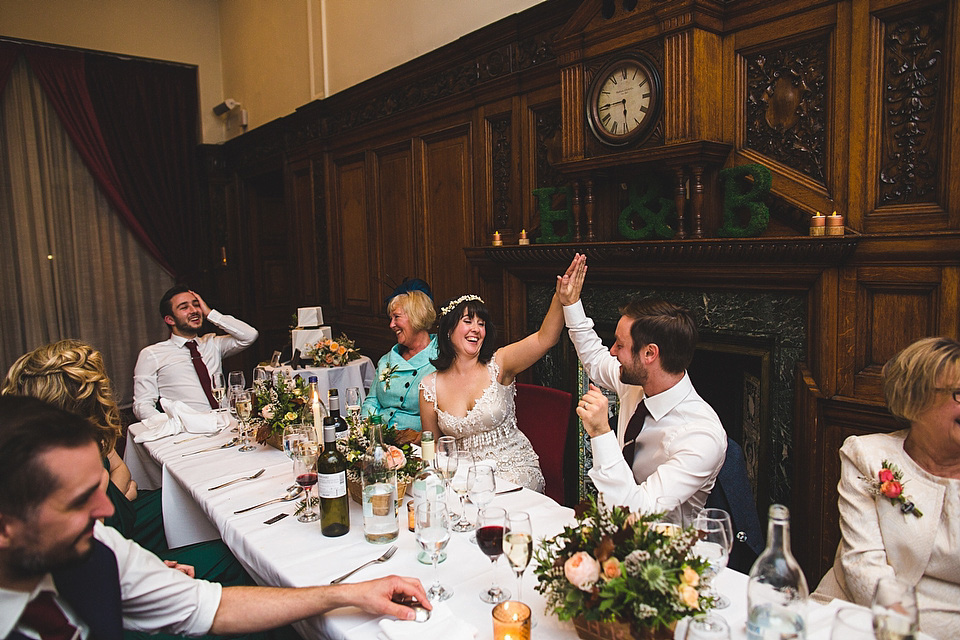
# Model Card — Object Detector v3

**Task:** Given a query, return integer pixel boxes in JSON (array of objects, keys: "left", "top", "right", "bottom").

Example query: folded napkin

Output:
[
  {"left": 378, "top": 602, "right": 478, "bottom": 640},
  {"left": 133, "top": 399, "right": 223, "bottom": 443}
]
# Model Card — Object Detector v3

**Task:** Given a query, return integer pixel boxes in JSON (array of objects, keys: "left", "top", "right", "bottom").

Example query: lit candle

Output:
[
  {"left": 518, "top": 229, "right": 530, "bottom": 245},
  {"left": 492, "top": 601, "right": 530, "bottom": 640},
  {"left": 809, "top": 211, "right": 825, "bottom": 236},
  {"left": 492, "top": 231, "right": 503, "bottom": 246},
  {"left": 825, "top": 210, "right": 844, "bottom": 235}
]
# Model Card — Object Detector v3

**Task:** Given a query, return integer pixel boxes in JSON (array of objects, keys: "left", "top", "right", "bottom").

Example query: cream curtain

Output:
[{"left": 0, "top": 58, "right": 173, "bottom": 404}]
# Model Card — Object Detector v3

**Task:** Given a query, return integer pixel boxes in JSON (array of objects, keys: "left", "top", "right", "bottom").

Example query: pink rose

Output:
[
  {"left": 878, "top": 468, "right": 895, "bottom": 483},
  {"left": 564, "top": 551, "right": 600, "bottom": 591},
  {"left": 384, "top": 446, "right": 406, "bottom": 470},
  {"left": 881, "top": 480, "right": 902, "bottom": 499},
  {"left": 601, "top": 557, "right": 621, "bottom": 580},
  {"left": 678, "top": 584, "right": 700, "bottom": 609},
  {"left": 260, "top": 404, "right": 275, "bottom": 420}
]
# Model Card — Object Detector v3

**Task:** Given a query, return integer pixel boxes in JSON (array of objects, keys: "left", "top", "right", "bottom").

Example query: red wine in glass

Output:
[
  {"left": 477, "top": 525, "right": 505, "bottom": 558},
  {"left": 296, "top": 472, "right": 318, "bottom": 488}
]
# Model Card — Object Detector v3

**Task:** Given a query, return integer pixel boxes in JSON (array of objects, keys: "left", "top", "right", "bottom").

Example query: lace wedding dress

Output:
[{"left": 420, "top": 357, "right": 545, "bottom": 492}]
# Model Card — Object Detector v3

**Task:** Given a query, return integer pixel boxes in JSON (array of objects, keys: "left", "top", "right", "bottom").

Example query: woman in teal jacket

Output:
[{"left": 362, "top": 279, "right": 437, "bottom": 431}]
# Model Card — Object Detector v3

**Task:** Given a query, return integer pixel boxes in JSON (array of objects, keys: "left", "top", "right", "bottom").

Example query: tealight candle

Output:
[
  {"left": 809, "top": 211, "right": 825, "bottom": 236},
  {"left": 492, "top": 231, "right": 503, "bottom": 246},
  {"left": 825, "top": 210, "right": 844, "bottom": 235},
  {"left": 518, "top": 229, "right": 530, "bottom": 245},
  {"left": 492, "top": 601, "right": 531, "bottom": 640}
]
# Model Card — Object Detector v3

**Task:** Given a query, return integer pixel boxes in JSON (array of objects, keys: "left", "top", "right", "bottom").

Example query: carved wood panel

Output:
[
  {"left": 374, "top": 145, "right": 418, "bottom": 303},
  {"left": 333, "top": 158, "right": 372, "bottom": 310}
]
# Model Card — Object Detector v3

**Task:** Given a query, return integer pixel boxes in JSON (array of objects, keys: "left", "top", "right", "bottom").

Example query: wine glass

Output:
[
  {"left": 415, "top": 502, "right": 453, "bottom": 601},
  {"left": 345, "top": 387, "right": 362, "bottom": 418},
  {"left": 449, "top": 451, "right": 475, "bottom": 532},
  {"left": 692, "top": 515, "right": 729, "bottom": 608},
  {"left": 654, "top": 495, "right": 684, "bottom": 534},
  {"left": 467, "top": 463, "right": 496, "bottom": 543},
  {"left": 697, "top": 508, "right": 733, "bottom": 608},
  {"left": 234, "top": 389, "right": 256, "bottom": 452},
  {"left": 504, "top": 511, "right": 533, "bottom": 602},
  {"left": 292, "top": 427, "right": 320, "bottom": 523},
  {"left": 684, "top": 612, "right": 732, "bottom": 640},
  {"left": 253, "top": 366, "right": 269, "bottom": 387},
  {"left": 283, "top": 425, "right": 306, "bottom": 471},
  {"left": 830, "top": 608, "right": 875, "bottom": 640},
  {"left": 476, "top": 506, "right": 510, "bottom": 603},
  {"left": 211, "top": 373, "right": 226, "bottom": 410},
  {"left": 872, "top": 577, "right": 918, "bottom": 640},
  {"left": 228, "top": 370, "right": 245, "bottom": 393}
]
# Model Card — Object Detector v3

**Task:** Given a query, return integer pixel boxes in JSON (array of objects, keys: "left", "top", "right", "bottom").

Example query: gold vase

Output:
[{"left": 573, "top": 617, "right": 674, "bottom": 640}]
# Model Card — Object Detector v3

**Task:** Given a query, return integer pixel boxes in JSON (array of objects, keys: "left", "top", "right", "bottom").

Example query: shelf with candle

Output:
[
  {"left": 518, "top": 229, "right": 530, "bottom": 245},
  {"left": 809, "top": 211, "right": 825, "bottom": 236},
  {"left": 825, "top": 210, "right": 844, "bottom": 236},
  {"left": 492, "top": 231, "right": 503, "bottom": 246}
]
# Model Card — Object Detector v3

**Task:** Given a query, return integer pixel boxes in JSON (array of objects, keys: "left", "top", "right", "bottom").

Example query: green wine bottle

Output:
[{"left": 317, "top": 416, "right": 350, "bottom": 537}]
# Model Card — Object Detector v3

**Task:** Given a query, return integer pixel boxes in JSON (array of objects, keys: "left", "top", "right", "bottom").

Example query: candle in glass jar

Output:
[
  {"left": 518, "top": 229, "right": 530, "bottom": 245},
  {"left": 809, "top": 211, "right": 825, "bottom": 236},
  {"left": 493, "top": 231, "right": 503, "bottom": 246},
  {"left": 492, "top": 601, "right": 531, "bottom": 640},
  {"left": 825, "top": 210, "right": 844, "bottom": 235}
]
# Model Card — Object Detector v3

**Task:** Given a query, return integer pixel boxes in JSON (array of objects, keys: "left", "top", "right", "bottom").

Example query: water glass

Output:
[
  {"left": 830, "top": 608, "right": 875, "bottom": 640},
  {"left": 692, "top": 515, "right": 729, "bottom": 607},
  {"left": 696, "top": 508, "right": 733, "bottom": 608},
  {"left": 416, "top": 502, "right": 452, "bottom": 601},
  {"left": 684, "top": 613, "right": 731, "bottom": 640},
  {"left": 872, "top": 577, "right": 918, "bottom": 640},
  {"left": 655, "top": 495, "right": 684, "bottom": 532}
]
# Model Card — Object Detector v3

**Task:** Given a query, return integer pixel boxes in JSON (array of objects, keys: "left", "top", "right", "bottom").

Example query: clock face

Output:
[{"left": 587, "top": 54, "right": 661, "bottom": 146}]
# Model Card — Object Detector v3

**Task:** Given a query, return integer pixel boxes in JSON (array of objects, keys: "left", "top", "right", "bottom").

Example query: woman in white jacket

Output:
[{"left": 816, "top": 337, "right": 960, "bottom": 638}]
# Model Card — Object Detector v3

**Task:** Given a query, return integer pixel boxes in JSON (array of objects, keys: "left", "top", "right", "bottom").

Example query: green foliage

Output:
[
  {"left": 533, "top": 186, "right": 574, "bottom": 243},
  {"left": 717, "top": 164, "right": 772, "bottom": 237},
  {"left": 252, "top": 373, "right": 310, "bottom": 441},
  {"left": 618, "top": 177, "right": 676, "bottom": 240}
]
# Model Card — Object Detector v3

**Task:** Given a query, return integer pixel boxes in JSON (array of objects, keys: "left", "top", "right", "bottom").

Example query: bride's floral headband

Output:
[
  {"left": 861, "top": 460, "right": 923, "bottom": 518},
  {"left": 440, "top": 294, "right": 484, "bottom": 317}
]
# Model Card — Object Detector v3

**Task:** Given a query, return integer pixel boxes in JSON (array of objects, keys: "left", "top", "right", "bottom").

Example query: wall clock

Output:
[{"left": 586, "top": 53, "right": 662, "bottom": 147}]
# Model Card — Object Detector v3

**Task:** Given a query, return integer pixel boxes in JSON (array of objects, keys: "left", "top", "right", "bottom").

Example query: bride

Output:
[{"left": 419, "top": 255, "right": 585, "bottom": 491}]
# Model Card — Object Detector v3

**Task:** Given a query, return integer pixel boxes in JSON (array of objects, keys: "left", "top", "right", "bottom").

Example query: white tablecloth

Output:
[{"left": 265, "top": 356, "right": 375, "bottom": 403}]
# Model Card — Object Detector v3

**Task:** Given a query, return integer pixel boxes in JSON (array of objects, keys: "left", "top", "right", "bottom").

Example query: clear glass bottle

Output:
[
  {"left": 361, "top": 415, "right": 399, "bottom": 544},
  {"left": 411, "top": 431, "right": 446, "bottom": 514},
  {"left": 327, "top": 388, "right": 349, "bottom": 440},
  {"left": 317, "top": 417, "right": 350, "bottom": 537},
  {"left": 746, "top": 504, "right": 809, "bottom": 640}
]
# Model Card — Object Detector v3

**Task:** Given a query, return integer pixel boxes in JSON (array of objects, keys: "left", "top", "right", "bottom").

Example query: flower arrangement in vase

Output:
[
  {"left": 304, "top": 334, "right": 361, "bottom": 368},
  {"left": 252, "top": 373, "right": 310, "bottom": 444},
  {"left": 534, "top": 497, "right": 712, "bottom": 639},
  {"left": 335, "top": 412, "right": 421, "bottom": 502}
]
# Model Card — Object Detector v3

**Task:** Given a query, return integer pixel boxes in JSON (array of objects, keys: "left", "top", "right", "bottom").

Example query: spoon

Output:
[
  {"left": 208, "top": 468, "right": 266, "bottom": 491},
  {"left": 181, "top": 438, "right": 240, "bottom": 457},
  {"left": 330, "top": 545, "right": 398, "bottom": 584},
  {"left": 234, "top": 486, "right": 304, "bottom": 514}
]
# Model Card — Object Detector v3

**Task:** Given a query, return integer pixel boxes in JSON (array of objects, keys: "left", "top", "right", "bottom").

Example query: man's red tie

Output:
[
  {"left": 19, "top": 591, "right": 78, "bottom": 640},
  {"left": 621, "top": 400, "right": 649, "bottom": 464},
  {"left": 185, "top": 340, "right": 220, "bottom": 410}
]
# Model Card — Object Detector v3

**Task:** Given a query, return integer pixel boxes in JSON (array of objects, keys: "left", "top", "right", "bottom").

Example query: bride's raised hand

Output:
[{"left": 557, "top": 253, "right": 587, "bottom": 306}]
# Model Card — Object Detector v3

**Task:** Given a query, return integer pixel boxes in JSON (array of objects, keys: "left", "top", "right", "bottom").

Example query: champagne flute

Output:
[
  {"left": 211, "top": 373, "right": 226, "bottom": 410},
  {"left": 415, "top": 502, "right": 453, "bottom": 601},
  {"left": 345, "top": 387, "right": 362, "bottom": 418},
  {"left": 293, "top": 427, "right": 320, "bottom": 523},
  {"left": 234, "top": 389, "right": 256, "bottom": 452},
  {"left": 476, "top": 506, "right": 510, "bottom": 603},
  {"left": 692, "top": 515, "right": 729, "bottom": 607},
  {"left": 697, "top": 508, "right": 733, "bottom": 608},
  {"left": 449, "top": 451, "right": 475, "bottom": 532},
  {"left": 503, "top": 511, "right": 533, "bottom": 602},
  {"left": 872, "top": 577, "right": 918, "bottom": 640}
]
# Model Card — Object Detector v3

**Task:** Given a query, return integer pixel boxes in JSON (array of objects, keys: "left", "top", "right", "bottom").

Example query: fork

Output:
[
  {"left": 208, "top": 468, "right": 266, "bottom": 491},
  {"left": 329, "top": 545, "right": 398, "bottom": 584}
]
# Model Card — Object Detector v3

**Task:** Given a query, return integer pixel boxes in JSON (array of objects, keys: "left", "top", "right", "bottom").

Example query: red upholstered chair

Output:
[{"left": 514, "top": 383, "right": 573, "bottom": 505}]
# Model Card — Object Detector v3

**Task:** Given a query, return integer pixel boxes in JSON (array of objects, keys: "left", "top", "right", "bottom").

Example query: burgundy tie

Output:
[
  {"left": 19, "top": 591, "right": 78, "bottom": 640},
  {"left": 185, "top": 340, "right": 220, "bottom": 410},
  {"left": 621, "top": 400, "right": 649, "bottom": 464}
]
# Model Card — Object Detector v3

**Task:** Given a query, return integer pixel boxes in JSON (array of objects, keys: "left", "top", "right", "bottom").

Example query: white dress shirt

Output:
[
  {"left": 563, "top": 300, "right": 726, "bottom": 522},
  {"left": 133, "top": 310, "right": 258, "bottom": 420},
  {"left": 0, "top": 523, "right": 222, "bottom": 639}
]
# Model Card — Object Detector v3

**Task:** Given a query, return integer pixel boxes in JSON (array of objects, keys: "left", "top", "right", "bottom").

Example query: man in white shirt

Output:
[
  {"left": 0, "top": 396, "right": 429, "bottom": 639},
  {"left": 133, "top": 286, "right": 258, "bottom": 420},
  {"left": 557, "top": 254, "right": 726, "bottom": 522}
]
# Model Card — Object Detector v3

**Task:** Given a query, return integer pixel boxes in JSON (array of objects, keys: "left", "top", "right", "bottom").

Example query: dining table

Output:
[
  {"left": 122, "top": 421, "right": 897, "bottom": 640},
  {"left": 264, "top": 356, "right": 375, "bottom": 403}
]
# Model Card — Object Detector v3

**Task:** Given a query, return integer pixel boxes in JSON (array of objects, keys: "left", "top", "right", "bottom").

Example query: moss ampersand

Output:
[{"left": 618, "top": 177, "right": 676, "bottom": 240}]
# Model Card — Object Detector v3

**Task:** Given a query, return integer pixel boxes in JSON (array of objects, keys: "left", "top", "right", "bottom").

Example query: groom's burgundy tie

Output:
[
  {"left": 185, "top": 340, "right": 219, "bottom": 410},
  {"left": 621, "top": 400, "right": 649, "bottom": 464},
  {"left": 18, "top": 591, "right": 78, "bottom": 640}
]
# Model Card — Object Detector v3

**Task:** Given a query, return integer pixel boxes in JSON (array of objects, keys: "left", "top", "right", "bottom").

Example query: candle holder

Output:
[
  {"left": 809, "top": 211, "right": 825, "bottom": 236},
  {"left": 518, "top": 229, "right": 530, "bottom": 245},
  {"left": 492, "top": 231, "right": 503, "bottom": 246},
  {"left": 826, "top": 211, "right": 844, "bottom": 236},
  {"left": 492, "top": 601, "right": 531, "bottom": 640}
]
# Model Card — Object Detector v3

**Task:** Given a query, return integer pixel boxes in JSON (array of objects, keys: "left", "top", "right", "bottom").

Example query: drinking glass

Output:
[
  {"left": 234, "top": 389, "right": 256, "bottom": 452},
  {"left": 292, "top": 427, "right": 320, "bottom": 523},
  {"left": 283, "top": 425, "right": 306, "bottom": 471},
  {"left": 476, "top": 506, "right": 510, "bottom": 603},
  {"left": 654, "top": 495, "right": 684, "bottom": 533},
  {"left": 211, "top": 373, "right": 226, "bottom": 410},
  {"left": 696, "top": 508, "right": 733, "bottom": 608},
  {"left": 253, "top": 366, "right": 269, "bottom": 386},
  {"left": 415, "top": 502, "right": 453, "bottom": 601},
  {"left": 228, "top": 370, "right": 245, "bottom": 391},
  {"left": 503, "top": 511, "right": 533, "bottom": 602},
  {"left": 345, "top": 387, "right": 362, "bottom": 418},
  {"left": 435, "top": 436, "right": 459, "bottom": 514},
  {"left": 692, "top": 515, "right": 729, "bottom": 608},
  {"left": 468, "top": 464, "right": 496, "bottom": 513},
  {"left": 449, "top": 451, "right": 475, "bottom": 532},
  {"left": 830, "top": 608, "right": 876, "bottom": 640},
  {"left": 684, "top": 613, "right": 732, "bottom": 640},
  {"left": 872, "top": 577, "right": 918, "bottom": 640}
]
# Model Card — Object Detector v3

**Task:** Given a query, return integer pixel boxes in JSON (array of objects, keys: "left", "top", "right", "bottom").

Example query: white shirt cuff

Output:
[
  {"left": 591, "top": 430, "right": 623, "bottom": 467},
  {"left": 562, "top": 300, "right": 587, "bottom": 326},
  {"left": 206, "top": 309, "right": 223, "bottom": 324}
]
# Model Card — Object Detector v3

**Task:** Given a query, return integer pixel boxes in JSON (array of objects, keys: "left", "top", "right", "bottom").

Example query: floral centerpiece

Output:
[
  {"left": 304, "top": 334, "right": 361, "bottom": 368},
  {"left": 534, "top": 497, "right": 712, "bottom": 640},
  {"left": 336, "top": 412, "right": 421, "bottom": 502},
  {"left": 252, "top": 373, "right": 311, "bottom": 444}
]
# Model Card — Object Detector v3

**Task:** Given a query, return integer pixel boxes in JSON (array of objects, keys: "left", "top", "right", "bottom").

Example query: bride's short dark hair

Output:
[{"left": 432, "top": 297, "right": 497, "bottom": 371}]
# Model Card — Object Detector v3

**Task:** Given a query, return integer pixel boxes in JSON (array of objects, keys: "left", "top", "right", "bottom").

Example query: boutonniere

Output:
[
  {"left": 861, "top": 460, "right": 923, "bottom": 518},
  {"left": 379, "top": 364, "right": 400, "bottom": 390}
]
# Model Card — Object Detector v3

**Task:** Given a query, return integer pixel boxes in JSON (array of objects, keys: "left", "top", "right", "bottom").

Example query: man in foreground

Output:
[
  {"left": 133, "top": 286, "right": 258, "bottom": 420},
  {"left": 558, "top": 254, "right": 726, "bottom": 522},
  {"left": 0, "top": 396, "right": 428, "bottom": 638}
]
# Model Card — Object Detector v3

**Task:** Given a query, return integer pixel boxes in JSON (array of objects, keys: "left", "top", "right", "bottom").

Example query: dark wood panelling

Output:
[
  {"left": 334, "top": 158, "right": 372, "bottom": 310},
  {"left": 374, "top": 144, "right": 418, "bottom": 302}
]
